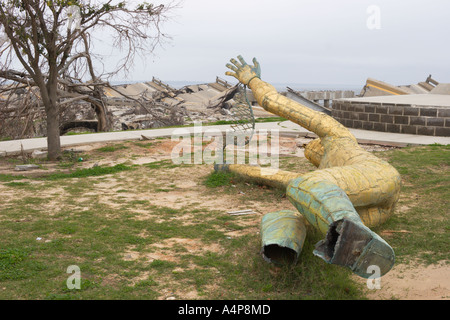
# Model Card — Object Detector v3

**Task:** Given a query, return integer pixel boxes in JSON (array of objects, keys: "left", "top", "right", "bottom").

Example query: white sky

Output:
[{"left": 110, "top": 0, "right": 450, "bottom": 88}]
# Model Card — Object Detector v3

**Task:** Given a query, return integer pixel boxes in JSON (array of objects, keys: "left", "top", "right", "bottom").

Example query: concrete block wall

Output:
[{"left": 332, "top": 100, "right": 450, "bottom": 137}]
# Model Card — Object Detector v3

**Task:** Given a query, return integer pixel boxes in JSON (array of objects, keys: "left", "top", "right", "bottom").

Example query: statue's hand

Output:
[{"left": 225, "top": 55, "right": 261, "bottom": 85}]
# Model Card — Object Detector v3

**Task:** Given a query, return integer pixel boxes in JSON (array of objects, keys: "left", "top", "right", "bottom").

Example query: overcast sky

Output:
[{"left": 111, "top": 0, "right": 450, "bottom": 89}]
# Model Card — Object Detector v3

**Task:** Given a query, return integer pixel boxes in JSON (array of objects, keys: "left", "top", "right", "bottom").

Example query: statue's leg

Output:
[
  {"left": 260, "top": 210, "right": 307, "bottom": 265},
  {"left": 356, "top": 205, "right": 397, "bottom": 228},
  {"left": 286, "top": 175, "right": 395, "bottom": 278},
  {"left": 214, "top": 163, "right": 302, "bottom": 191}
]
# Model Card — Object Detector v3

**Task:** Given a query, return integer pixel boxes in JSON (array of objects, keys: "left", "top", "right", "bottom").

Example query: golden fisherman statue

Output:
[{"left": 216, "top": 56, "right": 402, "bottom": 278}]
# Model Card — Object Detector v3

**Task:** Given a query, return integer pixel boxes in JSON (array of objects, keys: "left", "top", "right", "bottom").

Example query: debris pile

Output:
[
  {"left": 359, "top": 74, "right": 441, "bottom": 97},
  {"left": 1, "top": 76, "right": 267, "bottom": 139},
  {"left": 102, "top": 76, "right": 245, "bottom": 130}
]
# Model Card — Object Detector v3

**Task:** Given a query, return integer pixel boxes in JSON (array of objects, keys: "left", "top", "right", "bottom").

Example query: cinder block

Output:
[
  {"left": 417, "top": 126, "right": 435, "bottom": 136},
  {"left": 420, "top": 108, "right": 437, "bottom": 117},
  {"left": 362, "top": 121, "right": 374, "bottom": 130},
  {"left": 386, "top": 124, "right": 401, "bottom": 133},
  {"left": 435, "top": 127, "right": 450, "bottom": 137},
  {"left": 369, "top": 114, "right": 381, "bottom": 122},
  {"left": 401, "top": 125, "right": 417, "bottom": 135},
  {"left": 388, "top": 106, "right": 403, "bottom": 115},
  {"left": 373, "top": 122, "right": 386, "bottom": 132},
  {"left": 403, "top": 107, "right": 420, "bottom": 116},
  {"left": 409, "top": 116, "right": 426, "bottom": 126},
  {"left": 394, "top": 116, "right": 409, "bottom": 125},
  {"left": 365, "top": 105, "right": 375, "bottom": 113},
  {"left": 353, "top": 104, "right": 365, "bottom": 112},
  {"left": 375, "top": 105, "right": 388, "bottom": 114},
  {"left": 437, "top": 108, "right": 450, "bottom": 118},
  {"left": 426, "top": 118, "right": 445, "bottom": 127},
  {"left": 350, "top": 112, "right": 360, "bottom": 120},
  {"left": 353, "top": 120, "right": 363, "bottom": 129},
  {"left": 380, "top": 115, "right": 394, "bottom": 124},
  {"left": 339, "top": 103, "right": 349, "bottom": 111},
  {"left": 359, "top": 113, "right": 369, "bottom": 121}
]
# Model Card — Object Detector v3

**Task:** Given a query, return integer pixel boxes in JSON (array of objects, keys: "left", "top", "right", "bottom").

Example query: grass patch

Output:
[
  {"left": 376, "top": 144, "right": 449, "bottom": 264},
  {"left": 133, "top": 141, "right": 160, "bottom": 148},
  {"left": 0, "top": 174, "right": 28, "bottom": 182},
  {"left": 42, "top": 164, "right": 134, "bottom": 180},
  {"left": 144, "top": 159, "right": 182, "bottom": 170},
  {"left": 203, "top": 171, "right": 238, "bottom": 188},
  {"left": 4, "top": 181, "right": 30, "bottom": 187},
  {"left": 0, "top": 248, "right": 32, "bottom": 281},
  {"left": 95, "top": 144, "right": 129, "bottom": 153}
]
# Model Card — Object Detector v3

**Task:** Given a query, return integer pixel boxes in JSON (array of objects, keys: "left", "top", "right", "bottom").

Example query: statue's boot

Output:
[{"left": 286, "top": 177, "right": 395, "bottom": 278}]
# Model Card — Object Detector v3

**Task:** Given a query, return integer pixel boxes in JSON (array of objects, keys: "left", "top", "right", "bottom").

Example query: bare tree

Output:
[{"left": 0, "top": 0, "right": 178, "bottom": 160}]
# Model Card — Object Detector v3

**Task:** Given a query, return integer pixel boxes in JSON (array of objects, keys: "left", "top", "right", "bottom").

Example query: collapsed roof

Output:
[{"left": 360, "top": 75, "right": 446, "bottom": 97}]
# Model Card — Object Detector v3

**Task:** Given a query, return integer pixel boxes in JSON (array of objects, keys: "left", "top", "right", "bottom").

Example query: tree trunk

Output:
[
  {"left": 45, "top": 101, "right": 61, "bottom": 160},
  {"left": 93, "top": 102, "right": 110, "bottom": 132},
  {"left": 45, "top": 72, "right": 62, "bottom": 160},
  {"left": 91, "top": 88, "right": 110, "bottom": 132}
]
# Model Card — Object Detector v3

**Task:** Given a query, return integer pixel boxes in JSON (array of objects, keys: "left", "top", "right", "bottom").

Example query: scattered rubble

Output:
[
  {"left": 31, "top": 150, "right": 47, "bottom": 159},
  {"left": 15, "top": 164, "right": 40, "bottom": 171}
]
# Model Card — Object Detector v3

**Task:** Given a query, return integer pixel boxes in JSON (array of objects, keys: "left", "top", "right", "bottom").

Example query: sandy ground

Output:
[
  {"left": 355, "top": 261, "right": 449, "bottom": 300},
  {"left": 1, "top": 135, "right": 448, "bottom": 300}
]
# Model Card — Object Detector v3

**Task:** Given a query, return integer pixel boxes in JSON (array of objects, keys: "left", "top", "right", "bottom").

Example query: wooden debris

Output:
[
  {"left": 15, "top": 164, "right": 40, "bottom": 171},
  {"left": 227, "top": 209, "right": 257, "bottom": 216},
  {"left": 381, "top": 229, "right": 412, "bottom": 236},
  {"left": 141, "top": 135, "right": 156, "bottom": 141}
]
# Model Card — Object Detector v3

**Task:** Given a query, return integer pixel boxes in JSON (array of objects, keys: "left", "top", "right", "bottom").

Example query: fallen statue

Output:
[{"left": 215, "top": 56, "right": 402, "bottom": 278}]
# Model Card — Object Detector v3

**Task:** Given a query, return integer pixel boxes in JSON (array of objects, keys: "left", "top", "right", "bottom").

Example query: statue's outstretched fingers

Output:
[
  {"left": 230, "top": 58, "right": 242, "bottom": 68},
  {"left": 225, "top": 71, "right": 237, "bottom": 78},
  {"left": 226, "top": 63, "right": 238, "bottom": 72},
  {"left": 237, "top": 55, "right": 248, "bottom": 66},
  {"left": 252, "top": 57, "right": 259, "bottom": 68},
  {"left": 252, "top": 58, "right": 261, "bottom": 77}
]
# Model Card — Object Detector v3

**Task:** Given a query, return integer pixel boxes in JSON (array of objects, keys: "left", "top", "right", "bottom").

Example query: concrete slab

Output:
[{"left": 430, "top": 83, "right": 450, "bottom": 95}]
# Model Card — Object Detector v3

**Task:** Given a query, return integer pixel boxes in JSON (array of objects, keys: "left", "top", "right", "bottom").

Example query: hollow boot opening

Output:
[{"left": 262, "top": 244, "right": 298, "bottom": 265}]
